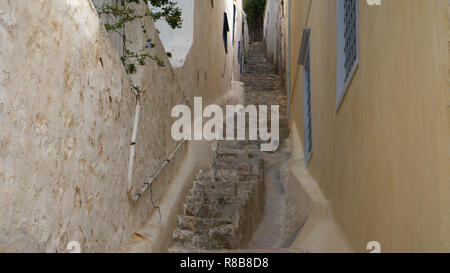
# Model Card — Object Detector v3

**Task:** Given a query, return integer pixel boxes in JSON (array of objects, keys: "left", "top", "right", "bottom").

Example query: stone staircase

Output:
[
  {"left": 171, "top": 141, "right": 265, "bottom": 250},
  {"left": 170, "top": 41, "right": 289, "bottom": 251},
  {"left": 243, "top": 42, "right": 288, "bottom": 121}
]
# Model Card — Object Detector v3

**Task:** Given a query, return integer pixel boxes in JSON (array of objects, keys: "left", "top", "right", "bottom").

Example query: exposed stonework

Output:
[
  {"left": 243, "top": 42, "right": 288, "bottom": 121},
  {"left": 172, "top": 140, "right": 265, "bottom": 250}
]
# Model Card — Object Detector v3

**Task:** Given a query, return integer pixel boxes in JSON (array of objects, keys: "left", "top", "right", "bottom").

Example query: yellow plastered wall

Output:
[{"left": 289, "top": 0, "right": 448, "bottom": 252}]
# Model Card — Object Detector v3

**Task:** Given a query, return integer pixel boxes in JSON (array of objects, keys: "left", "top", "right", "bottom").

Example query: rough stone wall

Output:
[{"left": 0, "top": 0, "right": 185, "bottom": 252}]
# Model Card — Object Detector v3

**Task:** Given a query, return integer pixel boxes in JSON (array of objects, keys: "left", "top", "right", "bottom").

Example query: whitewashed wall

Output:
[
  {"left": 173, "top": 0, "right": 247, "bottom": 107},
  {"left": 263, "top": 0, "right": 283, "bottom": 75}
]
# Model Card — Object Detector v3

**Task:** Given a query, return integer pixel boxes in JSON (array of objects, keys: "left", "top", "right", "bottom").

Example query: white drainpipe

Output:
[
  {"left": 128, "top": 94, "right": 141, "bottom": 193},
  {"left": 131, "top": 139, "right": 186, "bottom": 202},
  {"left": 127, "top": 93, "right": 186, "bottom": 202}
]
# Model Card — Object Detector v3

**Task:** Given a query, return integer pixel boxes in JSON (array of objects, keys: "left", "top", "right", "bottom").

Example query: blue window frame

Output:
[
  {"left": 303, "top": 38, "right": 312, "bottom": 165},
  {"left": 223, "top": 12, "right": 230, "bottom": 54},
  {"left": 232, "top": 4, "right": 236, "bottom": 45},
  {"left": 299, "top": 28, "right": 313, "bottom": 165},
  {"left": 238, "top": 41, "right": 243, "bottom": 74},
  {"left": 337, "top": 0, "right": 359, "bottom": 110}
]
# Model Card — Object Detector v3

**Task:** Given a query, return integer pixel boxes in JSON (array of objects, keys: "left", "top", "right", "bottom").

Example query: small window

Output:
[
  {"left": 238, "top": 41, "right": 243, "bottom": 74},
  {"left": 299, "top": 28, "right": 313, "bottom": 165},
  {"left": 238, "top": 41, "right": 241, "bottom": 63},
  {"left": 336, "top": 0, "right": 359, "bottom": 110},
  {"left": 232, "top": 4, "right": 236, "bottom": 45},
  {"left": 223, "top": 13, "right": 230, "bottom": 53}
]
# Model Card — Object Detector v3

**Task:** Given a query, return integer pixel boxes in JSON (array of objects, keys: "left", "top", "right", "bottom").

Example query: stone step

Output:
[
  {"left": 194, "top": 168, "right": 262, "bottom": 184},
  {"left": 189, "top": 187, "right": 237, "bottom": 204},
  {"left": 172, "top": 224, "right": 239, "bottom": 249},
  {"left": 177, "top": 215, "right": 233, "bottom": 231},
  {"left": 245, "top": 79, "right": 281, "bottom": 83},
  {"left": 245, "top": 83, "right": 282, "bottom": 87},
  {"left": 194, "top": 169, "right": 240, "bottom": 183},
  {"left": 212, "top": 160, "right": 263, "bottom": 176},
  {"left": 245, "top": 68, "right": 273, "bottom": 71},
  {"left": 214, "top": 149, "right": 260, "bottom": 161},
  {"left": 245, "top": 71, "right": 278, "bottom": 75},
  {"left": 195, "top": 171, "right": 262, "bottom": 185},
  {"left": 217, "top": 140, "right": 260, "bottom": 149},
  {"left": 245, "top": 83, "right": 282, "bottom": 89},
  {"left": 184, "top": 199, "right": 242, "bottom": 219},
  {"left": 193, "top": 180, "right": 257, "bottom": 193}
]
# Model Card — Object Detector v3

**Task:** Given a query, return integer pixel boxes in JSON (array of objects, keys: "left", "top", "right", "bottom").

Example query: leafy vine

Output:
[{"left": 94, "top": 0, "right": 182, "bottom": 92}]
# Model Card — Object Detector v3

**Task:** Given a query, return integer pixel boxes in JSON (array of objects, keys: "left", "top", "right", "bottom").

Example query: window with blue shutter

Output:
[
  {"left": 303, "top": 39, "right": 313, "bottom": 165},
  {"left": 299, "top": 28, "right": 313, "bottom": 165},
  {"left": 232, "top": 4, "right": 236, "bottom": 45},
  {"left": 238, "top": 41, "right": 243, "bottom": 74},
  {"left": 337, "top": 0, "right": 359, "bottom": 110},
  {"left": 223, "top": 12, "right": 230, "bottom": 53}
]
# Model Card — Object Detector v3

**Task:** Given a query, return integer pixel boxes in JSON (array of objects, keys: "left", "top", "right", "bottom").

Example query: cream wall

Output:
[
  {"left": 175, "top": 0, "right": 246, "bottom": 107},
  {"left": 263, "top": 0, "right": 283, "bottom": 77},
  {"left": 289, "top": 0, "right": 449, "bottom": 252},
  {"left": 263, "top": 0, "right": 289, "bottom": 86}
]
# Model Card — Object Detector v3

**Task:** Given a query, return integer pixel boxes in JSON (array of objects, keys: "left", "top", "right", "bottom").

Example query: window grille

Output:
[
  {"left": 303, "top": 40, "right": 313, "bottom": 165},
  {"left": 299, "top": 28, "right": 313, "bottom": 165},
  {"left": 336, "top": 0, "right": 359, "bottom": 110}
]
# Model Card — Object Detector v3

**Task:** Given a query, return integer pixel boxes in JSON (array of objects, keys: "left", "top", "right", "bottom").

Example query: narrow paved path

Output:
[{"left": 243, "top": 42, "right": 294, "bottom": 249}]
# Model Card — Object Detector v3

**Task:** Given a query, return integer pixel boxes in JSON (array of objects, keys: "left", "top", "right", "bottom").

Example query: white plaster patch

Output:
[{"left": 0, "top": 4, "right": 16, "bottom": 27}]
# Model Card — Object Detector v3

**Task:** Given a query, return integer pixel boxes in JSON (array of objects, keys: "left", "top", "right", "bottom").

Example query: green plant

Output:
[
  {"left": 243, "top": 0, "right": 266, "bottom": 29},
  {"left": 95, "top": 0, "right": 182, "bottom": 92}
]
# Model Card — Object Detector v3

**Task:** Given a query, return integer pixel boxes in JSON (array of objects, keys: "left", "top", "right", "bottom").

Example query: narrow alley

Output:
[{"left": 0, "top": 0, "right": 449, "bottom": 256}]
